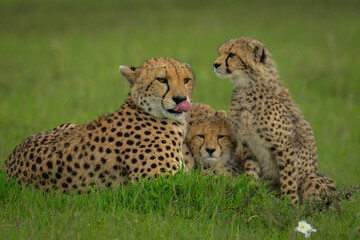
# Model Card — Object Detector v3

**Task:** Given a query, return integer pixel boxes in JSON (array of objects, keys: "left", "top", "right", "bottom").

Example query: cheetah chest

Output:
[{"left": 229, "top": 108, "right": 279, "bottom": 182}]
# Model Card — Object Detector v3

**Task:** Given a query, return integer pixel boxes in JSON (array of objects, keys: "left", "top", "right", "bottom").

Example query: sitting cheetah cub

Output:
[
  {"left": 183, "top": 103, "right": 240, "bottom": 177},
  {"left": 5, "top": 57, "right": 194, "bottom": 192},
  {"left": 213, "top": 37, "right": 336, "bottom": 204}
]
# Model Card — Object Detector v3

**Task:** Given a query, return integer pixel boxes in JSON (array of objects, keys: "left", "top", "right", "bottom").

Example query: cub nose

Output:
[
  {"left": 173, "top": 96, "right": 187, "bottom": 105},
  {"left": 205, "top": 148, "right": 216, "bottom": 155},
  {"left": 213, "top": 63, "right": 221, "bottom": 69}
]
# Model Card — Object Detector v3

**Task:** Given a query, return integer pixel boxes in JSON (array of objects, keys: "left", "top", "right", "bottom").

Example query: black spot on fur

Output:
[
  {"left": 46, "top": 161, "right": 53, "bottom": 169},
  {"left": 66, "top": 155, "right": 73, "bottom": 162}
]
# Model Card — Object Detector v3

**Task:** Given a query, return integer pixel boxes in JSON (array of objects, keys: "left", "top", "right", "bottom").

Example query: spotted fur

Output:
[
  {"left": 5, "top": 57, "right": 195, "bottom": 192},
  {"left": 214, "top": 37, "right": 336, "bottom": 204}
]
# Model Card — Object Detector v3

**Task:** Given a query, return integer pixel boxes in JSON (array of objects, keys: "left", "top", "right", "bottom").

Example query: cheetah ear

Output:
[
  {"left": 215, "top": 110, "right": 227, "bottom": 118},
  {"left": 182, "top": 62, "right": 193, "bottom": 72},
  {"left": 183, "top": 62, "right": 190, "bottom": 68},
  {"left": 249, "top": 40, "right": 266, "bottom": 64},
  {"left": 119, "top": 65, "right": 138, "bottom": 87}
]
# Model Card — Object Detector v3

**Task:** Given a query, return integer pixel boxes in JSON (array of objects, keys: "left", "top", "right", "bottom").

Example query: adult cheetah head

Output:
[
  {"left": 185, "top": 109, "right": 237, "bottom": 167},
  {"left": 213, "top": 37, "right": 275, "bottom": 88},
  {"left": 120, "top": 57, "right": 194, "bottom": 121}
]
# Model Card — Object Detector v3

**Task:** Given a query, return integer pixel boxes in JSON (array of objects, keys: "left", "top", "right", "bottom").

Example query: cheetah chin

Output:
[
  {"left": 214, "top": 69, "right": 226, "bottom": 78},
  {"left": 204, "top": 156, "right": 219, "bottom": 163}
]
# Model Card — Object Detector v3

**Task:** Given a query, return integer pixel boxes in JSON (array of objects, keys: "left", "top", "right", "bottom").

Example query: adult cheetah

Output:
[
  {"left": 183, "top": 103, "right": 240, "bottom": 177},
  {"left": 213, "top": 37, "right": 336, "bottom": 204},
  {"left": 5, "top": 57, "right": 194, "bottom": 192}
]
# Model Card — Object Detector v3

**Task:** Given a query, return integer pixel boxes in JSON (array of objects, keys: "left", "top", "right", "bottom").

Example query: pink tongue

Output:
[{"left": 174, "top": 100, "right": 190, "bottom": 113}]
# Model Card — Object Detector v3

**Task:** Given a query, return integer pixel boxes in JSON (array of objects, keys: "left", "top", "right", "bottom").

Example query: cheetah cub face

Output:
[
  {"left": 213, "top": 37, "right": 273, "bottom": 88},
  {"left": 120, "top": 57, "right": 194, "bottom": 121},
  {"left": 185, "top": 110, "right": 237, "bottom": 167}
]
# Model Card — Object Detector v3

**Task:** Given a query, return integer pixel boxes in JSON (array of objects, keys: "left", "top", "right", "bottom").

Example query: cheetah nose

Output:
[
  {"left": 213, "top": 63, "right": 221, "bottom": 69},
  {"left": 173, "top": 96, "right": 187, "bottom": 105},
  {"left": 205, "top": 148, "right": 216, "bottom": 155}
]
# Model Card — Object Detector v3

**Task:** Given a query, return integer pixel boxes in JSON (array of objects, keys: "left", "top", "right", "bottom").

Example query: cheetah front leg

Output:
[
  {"left": 273, "top": 143, "right": 299, "bottom": 204},
  {"left": 182, "top": 142, "right": 195, "bottom": 172},
  {"left": 258, "top": 105, "right": 300, "bottom": 204},
  {"left": 236, "top": 145, "right": 260, "bottom": 179}
]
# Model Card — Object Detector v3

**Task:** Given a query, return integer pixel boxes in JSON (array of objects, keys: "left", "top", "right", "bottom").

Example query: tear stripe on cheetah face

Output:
[
  {"left": 214, "top": 37, "right": 336, "bottom": 204},
  {"left": 5, "top": 57, "right": 193, "bottom": 192},
  {"left": 184, "top": 103, "right": 239, "bottom": 176},
  {"left": 120, "top": 57, "right": 194, "bottom": 121}
]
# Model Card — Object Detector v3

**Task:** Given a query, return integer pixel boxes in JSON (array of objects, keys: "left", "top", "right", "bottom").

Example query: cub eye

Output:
[
  {"left": 197, "top": 134, "right": 205, "bottom": 139},
  {"left": 218, "top": 135, "right": 226, "bottom": 140},
  {"left": 228, "top": 53, "right": 236, "bottom": 58},
  {"left": 184, "top": 78, "right": 191, "bottom": 84},
  {"left": 156, "top": 78, "right": 168, "bottom": 84}
]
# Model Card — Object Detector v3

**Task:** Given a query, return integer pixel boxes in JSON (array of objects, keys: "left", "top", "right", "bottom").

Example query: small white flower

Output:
[{"left": 295, "top": 220, "right": 317, "bottom": 238}]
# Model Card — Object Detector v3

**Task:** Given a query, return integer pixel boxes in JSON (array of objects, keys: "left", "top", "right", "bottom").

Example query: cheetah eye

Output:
[
  {"left": 184, "top": 78, "right": 191, "bottom": 84},
  {"left": 228, "top": 53, "right": 236, "bottom": 58},
  {"left": 197, "top": 134, "right": 205, "bottom": 139},
  {"left": 156, "top": 78, "right": 168, "bottom": 84},
  {"left": 218, "top": 135, "right": 226, "bottom": 140}
]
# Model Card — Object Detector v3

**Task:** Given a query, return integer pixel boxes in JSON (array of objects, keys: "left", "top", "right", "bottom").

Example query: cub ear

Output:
[
  {"left": 215, "top": 110, "right": 227, "bottom": 118},
  {"left": 248, "top": 40, "right": 266, "bottom": 64},
  {"left": 119, "top": 65, "right": 138, "bottom": 87}
]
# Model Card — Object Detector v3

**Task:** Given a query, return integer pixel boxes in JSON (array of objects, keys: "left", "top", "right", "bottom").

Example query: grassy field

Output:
[{"left": 0, "top": 0, "right": 359, "bottom": 239}]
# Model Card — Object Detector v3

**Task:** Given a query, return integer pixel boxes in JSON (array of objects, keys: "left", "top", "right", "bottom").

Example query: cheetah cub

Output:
[
  {"left": 5, "top": 57, "right": 194, "bottom": 192},
  {"left": 183, "top": 103, "right": 240, "bottom": 177},
  {"left": 213, "top": 37, "right": 336, "bottom": 204}
]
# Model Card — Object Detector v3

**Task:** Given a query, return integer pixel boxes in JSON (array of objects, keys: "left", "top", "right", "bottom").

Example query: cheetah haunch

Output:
[
  {"left": 5, "top": 57, "right": 194, "bottom": 192},
  {"left": 183, "top": 103, "right": 240, "bottom": 177},
  {"left": 214, "top": 37, "right": 336, "bottom": 204}
]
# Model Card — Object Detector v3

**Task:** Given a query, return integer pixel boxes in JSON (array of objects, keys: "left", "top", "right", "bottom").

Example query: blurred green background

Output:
[{"left": 0, "top": 0, "right": 359, "bottom": 185}]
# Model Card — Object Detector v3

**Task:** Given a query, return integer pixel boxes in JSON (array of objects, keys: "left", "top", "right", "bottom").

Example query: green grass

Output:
[
  {"left": 1, "top": 0, "right": 360, "bottom": 239},
  {"left": 1, "top": 170, "right": 359, "bottom": 239}
]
